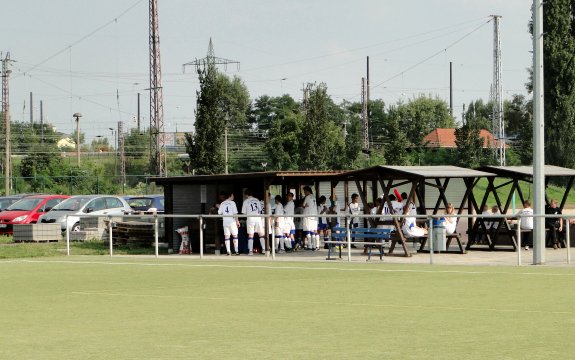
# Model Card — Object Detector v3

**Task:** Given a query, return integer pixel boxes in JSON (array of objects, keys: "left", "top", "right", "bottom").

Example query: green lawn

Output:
[{"left": 1, "top": 257, "right": 574, "bottom": 359}]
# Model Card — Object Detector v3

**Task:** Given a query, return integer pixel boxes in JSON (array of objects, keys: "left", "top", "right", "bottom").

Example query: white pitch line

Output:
[
  {"left": 10, "top": 258, "right": 575, "bottom": 277},
  {"left": 71, "top": 291, "right": 575, "bottom": 316}
]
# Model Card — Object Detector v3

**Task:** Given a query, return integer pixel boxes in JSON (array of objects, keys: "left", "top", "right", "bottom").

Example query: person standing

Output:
[
  {"left": 284, "top": 192, "right": 296, "bottom": 251},
  {"left": 317, "top": 195, "right": 329, "bottom": 249},
  {"left": 347, "top": 193, "right": 361, "bottom": 248},
  {"left": 273, "top": 195, "right": 288, "bottom": 253},
  {"left": 218, "top": 192, "right": 240, "bottom": 256},
  {"left": 516, "top": 200, "right": 533, "bottom": 250},
  {"left": 241, "top": 189, "right": 266, "bottom": 255},
  {"left": 302, "top": 186, "right": 319, "bottom": 250},
  {"left": 546, "top": 199, "right": 564, "bottom": 249}
]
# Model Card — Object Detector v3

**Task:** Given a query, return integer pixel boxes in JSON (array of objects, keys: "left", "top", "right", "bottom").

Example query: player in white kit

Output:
[
  {"left": 283, "top": 192, "right": 296, "bottom": 251},
  {"left": 273, "top": 195, "right": 289, "bottom": 253},
  {"left": 302, "top": 186, "right": 319, "bottom": 250},
  {"left": 218, "top": 192, "right": 240, "bottom": 255},
  {"left": 241, "top": 189, "right": 266, "bottom": 255}
]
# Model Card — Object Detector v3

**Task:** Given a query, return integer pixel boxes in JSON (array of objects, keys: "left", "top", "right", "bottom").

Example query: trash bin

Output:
[{"left": 432, "top": 218, "right": 447, "bottom": 252}]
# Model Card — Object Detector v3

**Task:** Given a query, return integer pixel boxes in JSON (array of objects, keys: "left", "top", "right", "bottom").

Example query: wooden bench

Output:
[{"left": 326, "top": 227, "right": 391, "bottom": 261}]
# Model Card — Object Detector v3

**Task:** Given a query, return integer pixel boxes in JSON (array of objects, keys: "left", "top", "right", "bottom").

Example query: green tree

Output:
[
  {"left": 397, "top": 95, "right": 456, "bottom": 146},
  {"left": 384, "top": 106, "right": 410, "bottom": 165},
  {"left": 299, "top": 83, "right": 345, "bottom": 170},
  {"left": 265, "top": 112, "right": 304, "bottom": 170},
  {"left": 454, "top": 123, "right": 485, "bottom": 168},
  {"left": 185, "top": 63, "right": 250, "bottom": 174},
  {"left": 249, "top": 95, "right": 300, "bottom": 133},
  {"left": 537, "top": 1, "right": 575, "bottom": 167}
]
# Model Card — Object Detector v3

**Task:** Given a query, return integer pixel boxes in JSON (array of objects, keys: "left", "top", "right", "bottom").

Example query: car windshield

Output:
[
  {"left": 52, "top": 197, "right": 92, "bottom": 211},
  {"left": 6, "top": 198, "right": 43, "bottom": 211}
]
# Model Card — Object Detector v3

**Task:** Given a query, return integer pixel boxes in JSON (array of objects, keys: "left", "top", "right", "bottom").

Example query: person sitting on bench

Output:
[
  {"left": 444, "top": 203, "right": 457, "bottom": 235},
  {"left": 515, "top": 200, "right": 534, "bottom": 250},
  {"left": 546, "top": 199, "right": 564, "bottom": 249},
  {"left": 402, "top": 199, "right": 427, "bottom": 238}
]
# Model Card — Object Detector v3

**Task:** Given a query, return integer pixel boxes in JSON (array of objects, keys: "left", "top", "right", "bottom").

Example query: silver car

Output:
[{"left": 38, "top": 195, "right": 132, "bottom": 232}]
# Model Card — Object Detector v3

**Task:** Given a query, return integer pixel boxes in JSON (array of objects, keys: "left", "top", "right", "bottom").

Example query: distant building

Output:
[
  {"left": 57, "top": 138, "right": 76, "bottom": 150},
  {"left": 422, "top": 128, "right": 507, "bottom": 149}
]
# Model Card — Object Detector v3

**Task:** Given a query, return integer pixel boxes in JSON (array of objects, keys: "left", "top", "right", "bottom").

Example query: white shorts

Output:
[
  {"left": 246, "top": 219, "right": 264, "bottom": 235},
  {"left": 223, "top": 222, "right": 238, "bottom": 238},
  {"left": 402, "top": 224, "right": 425, "bottom": 237},
  {"left": 303, "top": 218, "right": 318, "bottom": 232}
]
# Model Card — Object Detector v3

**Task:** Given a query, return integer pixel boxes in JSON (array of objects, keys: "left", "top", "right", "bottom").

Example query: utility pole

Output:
[
  {"left": 29, "top": 92, "right": 33, "bottom": 124},
  {"left": 137, "top": 92, "right": 141, "bottom": 132},
  {"left": 40, "top": 100, "right": 44, "bottom": 144},
  {"left": 361, "top": 77, "right": 369, "bottom": 151},
  {"left": 73, "top": 113, "right": 82, "bottom": 167},
  {"left": 183, "top": 38, "right": 239, "bottom": 175},
  {"left": 366, "top": 56, "right": 370, "bottom": 149},
  {"left": 450, "top": 62, "right": 453, "bottom": 118},
  {"left": 491, "top": 15, "right": 504, "bottom": 166},
  {"left": 118, "top": 121, "right": 126, "bottom": 186},
  {"left": 532, "top": 0, "right": 545, "bottom": 264},
  {"left": 149, "top": 0, "right": 166, "bottom": 176},
  {"left": 1, "top": 52, "right": 13, "bottom": 195}
]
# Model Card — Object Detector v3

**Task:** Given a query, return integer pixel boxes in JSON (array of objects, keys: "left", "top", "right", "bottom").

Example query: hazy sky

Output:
[{"left": 2, "top": 0, "right": 532, "bottom": 144}]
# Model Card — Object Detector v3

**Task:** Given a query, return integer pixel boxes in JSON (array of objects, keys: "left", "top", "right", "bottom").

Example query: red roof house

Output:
[{"left": 422, "top": 128, "right": 506, "bottom": 148}]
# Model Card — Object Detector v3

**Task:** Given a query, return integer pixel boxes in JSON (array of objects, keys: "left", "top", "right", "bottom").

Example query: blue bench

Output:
[{"left": 326, "top": 227, "right": 392, "bottom": 261}]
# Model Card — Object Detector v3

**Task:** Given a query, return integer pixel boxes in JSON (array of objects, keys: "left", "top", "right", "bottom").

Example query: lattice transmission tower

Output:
[
  {"left": 1, "top": 52, "right": 13, "bottom": 195},
  {"left": 149, "top": 0, "right": 166, "bottom": 176},
  {"left": 491, "top": 15, "right": 505, "bottom": 166}
]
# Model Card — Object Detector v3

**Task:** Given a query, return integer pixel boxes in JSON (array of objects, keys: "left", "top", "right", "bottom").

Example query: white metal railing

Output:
[{"left": 62, "top": 212, "right": 574, "bottom": 266}]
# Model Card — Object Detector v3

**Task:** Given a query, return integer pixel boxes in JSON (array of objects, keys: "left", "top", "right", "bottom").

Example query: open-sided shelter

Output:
[
  {"left": 469, "top": 165, "right": 575, "bottom": 251},
  {"left": 338, "top": 166, "right": 496, "bottom": 255}
]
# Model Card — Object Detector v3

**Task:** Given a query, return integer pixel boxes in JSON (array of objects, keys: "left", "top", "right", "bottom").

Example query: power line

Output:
[{"left": 16, "top": 0, "right": 146, "bottom": 78}]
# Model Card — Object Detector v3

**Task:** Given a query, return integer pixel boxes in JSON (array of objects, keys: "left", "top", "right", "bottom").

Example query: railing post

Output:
[
  {"left": 271, "top": 214, "right": 276, "bottom": 260},
  {"left": 566, "top": 216, "right": 571, "bottom": 265},
  {"left": 154, "top": 215, "right": 159, "bottom": 258},
  {"left": 108, "top": 215, "right": 113, "bottom": 257},
  {"left": 429, "top": 216, "right": 433, "bottom": 265},
  {"left": 66, "top": 215, "right": 70, "bottom": 256},
  {"left": 346, "top": 215, "right": 351, "bottom": 262},
  {"left": 199, "top": 216, "right": 204, "bottom": 259},
  {"left": 517, "top": 216, "right": 522, "bottom": 266}
]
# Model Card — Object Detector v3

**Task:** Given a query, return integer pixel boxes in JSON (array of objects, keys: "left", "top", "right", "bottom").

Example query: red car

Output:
[{"left": 0, "top": 195, "right": 70, "bottom": 235}]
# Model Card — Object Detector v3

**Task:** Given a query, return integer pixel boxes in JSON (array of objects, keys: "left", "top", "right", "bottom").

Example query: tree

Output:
[
  {"left": 454, "top": 123, "right": 485, "bottom": 168},
  {"left": 384, "top": 106, "right": 410, "bottom": 165},
  {"left": 185, "top": 64, "right": 250, "bottom": 174},
  {"left": 299, "top": 83, "right": 345, "bottom": 170},
  {"left": 537, "top": 1, "right": 575, "bottom": 167},
  {"left": 397, "top": 95, "right": 455, "bottom": 146},
  {"left": 463, "top": 99, "right": 492, "bottom": 130},
  {"left": 249, "top": 94, "right": 300, "bottom": 134},
  {"left": 265, "top": 112, "right": 304, "bottom": 170}
]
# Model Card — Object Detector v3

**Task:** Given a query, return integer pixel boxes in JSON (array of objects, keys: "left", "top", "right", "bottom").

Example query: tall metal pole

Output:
[
  {"left": 2, "top": 53, "right": 12, "bottom": 195},
  {"left": 533, "top": 0, "right": 545, "bottom": 264},
  {"left": 149, "top": 0, "right": 165, "bottom": 176},
  {"left": 40, "top": 100, "right": 44, "bottom": 145},
  {"left": 492, "top": 15, "right": 505, "bottom": 166},
  {"left": 449, "top": 62, "right": 453, "bottom": 118},
  {"left": 366, "top": 56, "right": 370, "bottom": 148},
  {"left": 73, "top": 113, "right": 82, "bottom": 167},
  {"left": 224, "top": 126, "right": 228, "bottom": 174},
  {"left": 29, "top": 92, "right": 33, "bottom": 124},
  {"left": 137, "top": 92, "right": 141, "bottom": 132}
]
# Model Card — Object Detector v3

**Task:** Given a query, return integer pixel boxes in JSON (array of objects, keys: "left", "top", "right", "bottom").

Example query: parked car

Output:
[
  {"left": 124, "top": 195, "right": 164, "bottom": 214},
  {"left": 38, "top": 195, "right": 132, "bottom": 232},
  {"left": 0, "top": 195, "right": 70, "bottom": 235},
  {"left": 0, "top": 195, "right": 33, "bottom": 211}
]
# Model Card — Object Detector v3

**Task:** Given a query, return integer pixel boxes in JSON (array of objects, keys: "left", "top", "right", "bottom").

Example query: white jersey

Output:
[
  {"left": 274, "top": 202, "right": 285, "bottom": 231},
  {"left": 318, "top": 203, "right": 327, "bottom": 224},
  {"left": 391, "top": 201, "right": 404, "bottom": 215},
  {"left": 284, "top": 200, "right": 295, "bottom": 230},
  {"left": 348, "top": 202, "right": 361, "bottom": 225},
  {"left": 242, "top": 196, "right": 262, "bottom": 215},
  {"left": 218, "top": 199, "right": 238, "bottom": 226},
  {"left": 303, "top": 194, "right": 317, "bottom": 216}
]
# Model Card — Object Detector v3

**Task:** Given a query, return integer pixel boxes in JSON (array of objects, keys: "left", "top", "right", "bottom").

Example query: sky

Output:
[{"left": 1, "top": 0, "right": 533, "bottom": 145}]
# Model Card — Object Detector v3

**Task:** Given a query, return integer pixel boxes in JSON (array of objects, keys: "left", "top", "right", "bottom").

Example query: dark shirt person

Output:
[{"left": 545, "top": 199, "right": 563, "bottom": 249}]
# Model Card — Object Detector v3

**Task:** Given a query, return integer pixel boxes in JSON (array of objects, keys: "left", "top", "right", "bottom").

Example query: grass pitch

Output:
[{"left": 1, "top": 257, "right": 574, "bottom": 359}]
